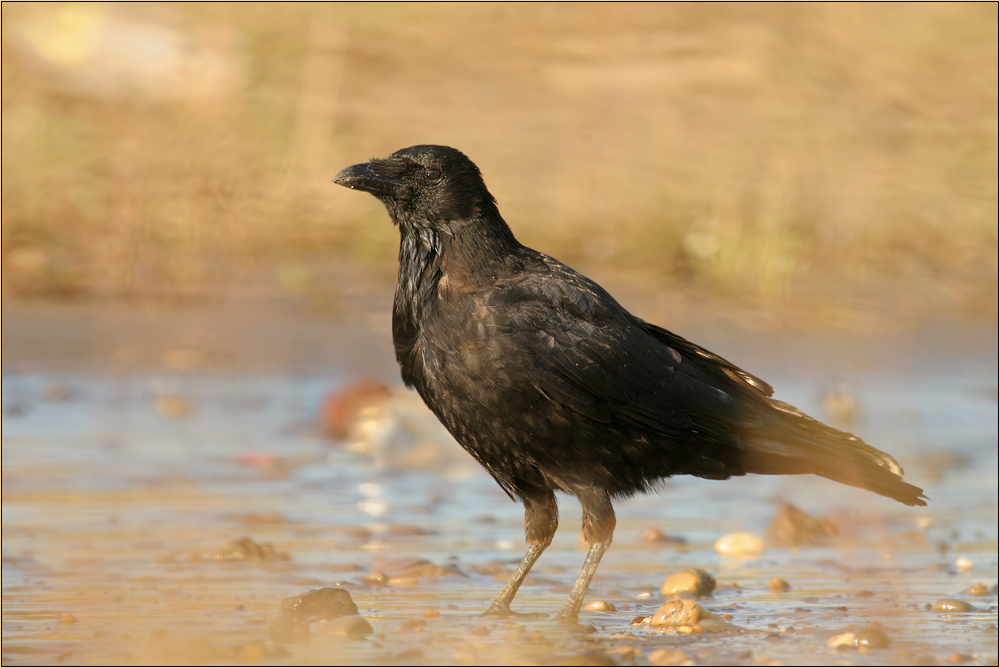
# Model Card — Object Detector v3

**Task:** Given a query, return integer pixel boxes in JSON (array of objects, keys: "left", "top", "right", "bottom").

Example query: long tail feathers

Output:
[{"left": 745, "top": 399, "right": 928, "bottom": 507}]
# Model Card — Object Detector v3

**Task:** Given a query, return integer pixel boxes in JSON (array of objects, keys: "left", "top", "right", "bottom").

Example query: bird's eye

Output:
[{"left": 425, "top": 168, "right": 442, "bottom": 181}]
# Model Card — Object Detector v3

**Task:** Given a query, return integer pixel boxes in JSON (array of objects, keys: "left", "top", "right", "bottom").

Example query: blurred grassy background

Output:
[{"left": 3, "top": 3, "right": 997, "bottom": 326}]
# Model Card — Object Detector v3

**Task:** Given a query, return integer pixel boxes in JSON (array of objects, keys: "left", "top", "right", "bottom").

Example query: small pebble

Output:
[
  {"left": 393, "top": 562, "right": 459, "bottom": 578},
  {"left": 853, "top": 626, "right": 891, "bottom": 649},
  {"left": 963, "top": 583, "right": 991, "bottom": 596},
  {"left": 422, "top": 608, "right": 441, "bottom": 618},
  {"left": 647, "top": 648, "right": 694, "bottom": 666},
  {"left": 930, "top": 599, "right": 976, "bottom": 613},
  {"left": 322, "top": 379, "right": 391, "bottom": 439},
  {"left": 650, "top": 599, "right": 711, "bottom": 627},
  {"left": 826, "top": 632, "right": 857, "bottom": 649},
  {"left": 660, "top": 568, "right": 716, "bottom": 598},
  {"left": 282, "top": 587, "right": 359, "bottom": 621},
  {"left": 319, "top": 615, "right": 374, "bottom": 638},
  {"left": 766, "top": 502, "right": 838, "bottom": 546},
  {"left": 394, "top": 619, "right": 424, "bottom": 633},
  {"left": 58, "top": 613, "right": 78, "bottom": 624},
  {"left": 360, "top": 571, "right": 389, "bottom": 586},
  {"left": 714, "top": 533, "right": 764, "bottom": 557},
  {"left": 630, "top": 615, "right": 650, "bottom": 625},
  {"left": 955, "top": 557, "right": 974, "bottom": 573},
  {"left": 582, "top": 600, "right": 617, "bottom": 612},
  {"left": 641, "top": 528, "right": 687, "bottom": 545},
  {"left": 768, "top": 577, "right": 791, "bottom": 593},
  {"left": 215, "top": 536, "right": 290, "bottom": 562}
]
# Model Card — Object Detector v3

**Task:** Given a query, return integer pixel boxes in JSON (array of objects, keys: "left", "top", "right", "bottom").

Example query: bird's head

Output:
[{"left": 333, "top": 145, "right": 499, "bottom": 229}]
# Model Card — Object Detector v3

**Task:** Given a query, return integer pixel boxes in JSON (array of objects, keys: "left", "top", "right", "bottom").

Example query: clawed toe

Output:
[{"left": 481, "top": 604, "right": 514, "bottom": 619}]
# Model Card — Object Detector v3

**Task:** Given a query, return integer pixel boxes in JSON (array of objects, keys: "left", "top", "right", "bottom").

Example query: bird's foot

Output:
[
  {"left": 481, "top": 603, "right": 514, "bottom": 619},
  {"left": 553, "top": 611, "right": 580, "bottom": 624},
  {"left": 481, "top": 604, "right": 547, "bottom": 620}
]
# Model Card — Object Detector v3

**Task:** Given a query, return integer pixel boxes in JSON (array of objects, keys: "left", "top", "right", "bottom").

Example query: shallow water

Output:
[{"left": 2, "top": 308, "right": 998, "bottom": 666}]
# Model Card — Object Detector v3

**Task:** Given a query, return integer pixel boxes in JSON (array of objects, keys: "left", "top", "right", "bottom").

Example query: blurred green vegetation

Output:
[{"left": 2, "top": 3, "right": 997, "bottom": 323}]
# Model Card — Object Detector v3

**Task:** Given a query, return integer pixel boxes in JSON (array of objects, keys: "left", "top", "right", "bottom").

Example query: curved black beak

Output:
[{"left": 333, "top": 162, "right": 402, "bottom": 197}]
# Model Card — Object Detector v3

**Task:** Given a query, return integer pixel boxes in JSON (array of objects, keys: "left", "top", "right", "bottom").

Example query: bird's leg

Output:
[
  {"left": 555, "top": 488, "right": 615, "bottom": 622},
  {"left": 483, "top": 488, "right": 558, "bottom": 618}
]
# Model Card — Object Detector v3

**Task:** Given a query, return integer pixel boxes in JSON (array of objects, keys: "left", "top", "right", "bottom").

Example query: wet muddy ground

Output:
[{"left": 2, "top": 302, "right": 998, "bottom": 666}]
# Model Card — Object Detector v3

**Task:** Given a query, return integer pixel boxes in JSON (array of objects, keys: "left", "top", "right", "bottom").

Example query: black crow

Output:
[{"left": 333, "top": 145, "right": 927, "bottom": 621}]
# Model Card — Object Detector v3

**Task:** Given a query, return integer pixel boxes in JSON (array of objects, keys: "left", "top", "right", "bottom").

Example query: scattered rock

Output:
[
  {"left": 58, "top": 613, "right": 78, "bottom": 624},
  {"left": 930, "top": 599, "right": 976, "bottom": 613},
  {"left": 827, "top": 626, "right": 892, "bottom": 650},
  {"left": 714, "top": 533, "right": 763, "bottom": 557},
  {"left": 649, "top": 599, "right": 713, "bottom": 627},
  {"left": 393, "top": 562, "right": 461, "bottom": 578},
  {"left": 660, "top": 568, "right": 716, "bottom": 598},
  {"left": 214, "top": 537, "right": 290, "bottom": 562},
  {"left": 374, "top": 556, "right": 452, "bottom": 577},
  {"left": 768, "top": 577, "right": 791, "bottom": 593},
  {"left": 962, "top": 583, "right": 991, "bottom": 596},
  {"left": 322, "top": 379, "right": 392, "bottom": 439},
  {"left": 641, "top": 528, "right": 687, "bottom": 545},
  {"left": 826, "top": 631, "right": 857, "bottom": 649},
  {"left": 853, "top": 626, "right": 891, "bottom": 649},
  {"left": 647, "top": 648, "right": 694, "bottom": 666},
  {"left": 360, "top": 571, "right": 390, "bottom": 586},
  {"left": 766, "top": 502, "right": 839, "bottom": 546},
  {"left": 321, "top": 378, "right": 469, "bottom": 471},
  {"left": 465, "top": 560, "right": 509, "bottom": 576},
  {"left": 955, "top": 557, "right": 974, "bottom": 573},
  {"left": 582, "top": 600, "right": 617, "bottom": 612},
  {"left": 318, "top": 615, "right": 374, "bottom": 639},
  {"left": 282, "top": 588, "right": 359, "bottom": 621},
  {"left": 422, "top": 608, "right": 441, "bottom": 618},
  {"left": 342, "top": 527, "right": 373, "bottom": 540},
  {"left": 394, "top": 619, "right": 425, "bottom": 633}
]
